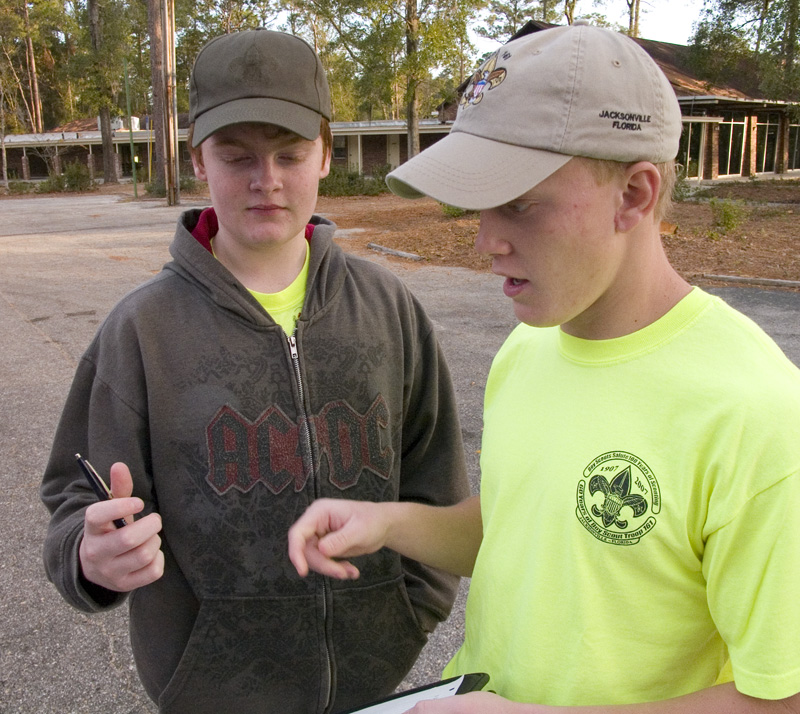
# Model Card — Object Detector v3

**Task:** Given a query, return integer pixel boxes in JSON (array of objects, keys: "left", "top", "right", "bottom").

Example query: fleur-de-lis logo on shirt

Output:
[
  {"left": 576, "top": 452, "right": 660, "bottom": 546},
  {"left": 589, "top": 467, "right": 648, "bottom": 529}
]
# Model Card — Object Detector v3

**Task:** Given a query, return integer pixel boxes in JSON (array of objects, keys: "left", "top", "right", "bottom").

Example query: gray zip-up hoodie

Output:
[{"left": 41, "top": 209, "right": 469, "bottom": 714}]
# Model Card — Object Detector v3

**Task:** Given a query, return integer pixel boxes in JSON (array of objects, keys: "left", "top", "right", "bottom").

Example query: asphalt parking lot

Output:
[{"left": 1, "top": 193, "right": 798, "bottom": 713}]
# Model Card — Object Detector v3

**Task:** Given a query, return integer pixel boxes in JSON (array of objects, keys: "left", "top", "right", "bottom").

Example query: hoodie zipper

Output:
[{"left": 287, "top": 331, "right": 333, "bottom": 712}]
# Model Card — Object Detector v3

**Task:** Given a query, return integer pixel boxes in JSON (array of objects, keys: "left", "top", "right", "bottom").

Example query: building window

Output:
[
  {"left": 718, "top": 111, "right": 746, "bottom": 177},
  {"left": 787, "top": 124, "right": 800, "bottom": 170},
  {"left": 333, "top": 136, "right": 347, "bottom": 161},
  {"left": 678, "top": 121, "right": 705, "bottom": 179},
  {"left": 755, "top": 112, "right": 781, "bottom": 173}
]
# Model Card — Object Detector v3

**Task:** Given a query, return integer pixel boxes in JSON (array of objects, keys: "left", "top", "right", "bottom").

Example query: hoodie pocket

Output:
[
  {"left": 157, "top": 595, "right": 327, "bottom": 714},
  {"left": 328, "top": 576, "right": 430, "bottom": 713}
]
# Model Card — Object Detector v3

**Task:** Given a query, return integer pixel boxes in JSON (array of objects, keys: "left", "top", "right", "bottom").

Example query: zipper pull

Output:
[{"left": 288, "top": 334, "right": 299, "bottom": 360}]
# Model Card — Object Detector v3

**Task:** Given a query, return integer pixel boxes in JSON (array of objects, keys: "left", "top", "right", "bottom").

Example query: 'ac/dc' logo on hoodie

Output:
[{"left": 205, "top": 395, "right": 393, "bottom": 495}]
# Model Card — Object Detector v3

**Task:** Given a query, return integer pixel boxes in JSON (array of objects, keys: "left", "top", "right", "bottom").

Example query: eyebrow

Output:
[{"left": 213, "top": 131, "right": 309, "bottom": 151}]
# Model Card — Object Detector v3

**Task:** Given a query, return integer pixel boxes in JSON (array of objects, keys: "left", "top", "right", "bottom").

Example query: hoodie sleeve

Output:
[
  {"left": 397, "top": 293, "right": 471, "bottom": 631},
  {"left": 41, "top": 323, "right": 155, "bottom": 613}
]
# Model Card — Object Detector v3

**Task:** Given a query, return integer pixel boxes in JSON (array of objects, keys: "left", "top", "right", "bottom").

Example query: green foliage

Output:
[
  {"left": 672, "top": 165, "right": 693, "bottom": 203},
  {"left": 33, "top": 162, "right": 95, "bottom": 193},
  {"left": 63, "top": 161, "right": 95, "bottom": 192},
  {"left": 689, "top": 0, "right": 800, "bottom": 101},
  {"left": 709, "top": 197, "right": 749, "bottom": 233},
  {"left": 476, "top": 0, "right": 556, "bottom": 41},
  {"left": 7, "top": 180, "right": 34, "bottom": 195},
  {"left": 35, "top": 172, "right": 67, "bottom": 193},
  {"left": 318, "top": 165, "right": 390, "bottom": 197},
  {"left": 145, "top": 174, "right": 201, "bottom": 197},
  {"left": 439, "top": 202, "right": 478, "bottom": 218}
]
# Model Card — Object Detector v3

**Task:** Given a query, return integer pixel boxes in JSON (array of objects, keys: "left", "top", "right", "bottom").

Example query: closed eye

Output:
[{"left": 503, "top": 200, "right": 534, "bottom": 214}]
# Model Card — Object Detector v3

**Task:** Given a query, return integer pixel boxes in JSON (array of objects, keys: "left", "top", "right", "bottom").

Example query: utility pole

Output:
[
  {"left": 162, "top": 0, "right": 179, "bottom": 205},
  {"left": 148, "top": 0, "right": 166, "bottom": 192}
]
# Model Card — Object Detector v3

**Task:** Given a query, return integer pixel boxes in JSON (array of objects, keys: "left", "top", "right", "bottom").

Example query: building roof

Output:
[{"left": 504, "top": 20, "right": 772, "bottom": 104}]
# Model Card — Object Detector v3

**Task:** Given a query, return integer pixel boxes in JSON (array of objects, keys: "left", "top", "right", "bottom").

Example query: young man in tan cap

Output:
[
  {"left": 289, "top": 23, "right": 800, "bottom": 713},
  {"left": 41, "top": 29, "right": 469, "bottom": 713}
]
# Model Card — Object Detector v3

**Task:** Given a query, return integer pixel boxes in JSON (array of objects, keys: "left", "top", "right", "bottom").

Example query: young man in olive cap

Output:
[
  {"left": 289, "top": 24, "right": 800, "bottom": 713},
  {"left": 41, "top": 29, "right": 469, "bottom": 714}
]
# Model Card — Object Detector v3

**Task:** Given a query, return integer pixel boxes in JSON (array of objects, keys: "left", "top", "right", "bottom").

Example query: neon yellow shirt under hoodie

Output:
[
  {"left": 445, "top": 288, "right": 800, "bottom": 705},
  {"left": 248, "top": 242, "right": 309, "bottom": 336}
]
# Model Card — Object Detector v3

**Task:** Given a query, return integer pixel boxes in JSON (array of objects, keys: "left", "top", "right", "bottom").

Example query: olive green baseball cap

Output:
[{"left": 189, "top": 29, "right": 331, "bottom": 147}]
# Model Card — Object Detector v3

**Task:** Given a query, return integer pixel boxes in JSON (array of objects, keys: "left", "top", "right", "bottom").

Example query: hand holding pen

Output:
[{"left": 77, "top": 458, "right": 165, "bottom": 593}]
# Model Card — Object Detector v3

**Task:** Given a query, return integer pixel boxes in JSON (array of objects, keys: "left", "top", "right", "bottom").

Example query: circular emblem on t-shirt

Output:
[{"left": 575, "top": 451, "right": 660, "bottom": 545}]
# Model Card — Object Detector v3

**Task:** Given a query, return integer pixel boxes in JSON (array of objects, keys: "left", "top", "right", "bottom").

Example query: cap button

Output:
[{"left": 572, "top": 18, "right": 592, "bottom": 25}]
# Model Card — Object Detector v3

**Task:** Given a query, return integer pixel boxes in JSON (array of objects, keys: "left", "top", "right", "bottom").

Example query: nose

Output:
[
  {"left": 474, "top": 210, "right": 510, "bottom": 256},
  {"left": 250, "top": 157, "right": 282, "bottom": 193}
]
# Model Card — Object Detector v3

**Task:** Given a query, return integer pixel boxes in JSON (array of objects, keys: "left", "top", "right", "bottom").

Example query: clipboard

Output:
[{"left": 339, "top": 672, "right": 490, "bottom": 713}]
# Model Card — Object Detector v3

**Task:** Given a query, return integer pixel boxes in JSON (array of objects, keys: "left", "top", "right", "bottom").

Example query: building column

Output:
[
  {"left": 388, "top": 135, "right": 400, "bottom": 169},
  {"left": 703, "top": 124, "right": 719, "bottom": 180},
  {"left": 87, "top": 149, "right": 95, "bottom": 181},
  {"left": 53, "top": 147, "right": 62, "bottom": 176},
  {"left": 21, "top": 149, "right": 30, "bottom": 180},
  {"left": 114, "top": 149, "right": 123, "bottom": 179},
  {"left": 742, "top": 114, "right": 758, "bottom": 177},
  {"left": 775, "top": 114, "right": 789, "bottom": 175}
]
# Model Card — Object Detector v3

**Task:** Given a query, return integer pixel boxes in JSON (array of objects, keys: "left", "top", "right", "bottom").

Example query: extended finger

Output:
[
  {"left": 303, "top": 545, "right": 360, "bottom": 580},
  {"left": 84, "top": 497, "right": 144, "bottom": 533}
]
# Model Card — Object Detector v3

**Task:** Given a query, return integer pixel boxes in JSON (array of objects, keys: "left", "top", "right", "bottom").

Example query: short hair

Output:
[
  {"left": 576, "top": 157, "right": 676, "bottom": 222},
  {"left": 188, "top": 118, "right": 333, "bottom": 168}
]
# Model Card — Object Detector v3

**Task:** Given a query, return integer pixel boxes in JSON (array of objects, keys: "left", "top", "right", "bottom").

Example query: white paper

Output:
[{"left": 348, "top": 675, "right": 466, "bottom": 713}]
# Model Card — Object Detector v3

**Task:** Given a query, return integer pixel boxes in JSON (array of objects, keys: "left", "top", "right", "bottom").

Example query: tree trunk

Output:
[
  {"left": 21, "top": 0, "right": 43, "bottom": 132},
  {"left": 98, "top": 105, "right": 118, "bottom": 183},
  {"left": 783, "top": 0, "right": 799, "bottom": 79},
  {"left": 148, "top": 0, "right": 166, "bottom": 187},
  {"left": 564, "top": 0, "right": 577, "bottom": 24},
  {"left": 627, "top": 0, "right": 641, "bottom": 36},
  {"left": 405, "top": 0, "right": 420, "bottom": 158},
  {"left": 1, "top": 80, "right": 8, "bottom": 188},
  {"left": 88, "top": 0, "right": 118, "bottom": 183}
]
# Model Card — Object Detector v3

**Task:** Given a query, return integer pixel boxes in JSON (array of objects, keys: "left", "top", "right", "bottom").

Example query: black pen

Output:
[{"left": 75, "top": 453, "right": 128, "bottom": 528}]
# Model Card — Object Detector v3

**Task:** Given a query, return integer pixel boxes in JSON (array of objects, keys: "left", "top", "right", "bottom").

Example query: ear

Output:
[
  {"left": 191, "top": 145, "right": 207, "bottom": 182},
  {"left": 319, "top": 143, "right": 331, "bottom": 180},
  {"left": 615, "top": 162, "right": 660, "bottom": 233}
]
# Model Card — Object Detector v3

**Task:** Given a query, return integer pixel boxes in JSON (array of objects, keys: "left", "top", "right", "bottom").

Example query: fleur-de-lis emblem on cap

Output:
[
  {"left": 460, "top": 52, "right": 507, "bottom": 107},
  {"left": 589, "top": 466, "right": 648, "bottom": 529}
]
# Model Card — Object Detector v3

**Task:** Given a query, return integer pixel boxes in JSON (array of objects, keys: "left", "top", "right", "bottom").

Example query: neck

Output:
[
  {"left": 562, "top": 224, "right": 692, "bottom": 340},
  {"left": 213, "top": 231, "right": 308, "bottom": 294}
]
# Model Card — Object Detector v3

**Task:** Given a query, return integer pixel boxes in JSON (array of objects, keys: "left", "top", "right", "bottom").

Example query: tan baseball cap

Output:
[
  {"left": 386, "top": 24, "right": 682, "bottom": 210},
  {"left": 189, "top": 29, "right": 331, "bottom": 147}
]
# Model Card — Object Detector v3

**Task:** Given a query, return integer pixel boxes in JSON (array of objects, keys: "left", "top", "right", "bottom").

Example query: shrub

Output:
[
  {"left": 7, "top": 180, "right": 34, "bottom": 195},
  {"left": 63, "top": 161, "right": 95, "bottom": 192},
  {"left": 145, "top": 174, "right": 201, "bottom": 197},
  {"left": 35, "top": 172, "right": 67, "bottom": 193},
  {"left": 672, "top": 165, "right": 693, "bottom": 203},
  {"left": 439, "top": 203, "right": 478, "bottom": 218},
  {"left": 319, "top": 166, "right": 389, "bottom": 197},
  {"left": 709, "top": 197, "right": 749, "bottom": 234}
]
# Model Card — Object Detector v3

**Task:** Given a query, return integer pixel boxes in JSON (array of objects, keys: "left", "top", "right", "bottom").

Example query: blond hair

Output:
[{"left": 577, "top": 157, "right": 676, "bottom": 222}]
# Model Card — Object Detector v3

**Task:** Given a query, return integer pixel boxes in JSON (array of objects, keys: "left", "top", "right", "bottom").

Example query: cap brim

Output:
[
  {"left": 386, "top": 131, "right": 572, "bottom": 210},
  {"left": 192, "top": 97, "right": 324, "bottom": 146}
]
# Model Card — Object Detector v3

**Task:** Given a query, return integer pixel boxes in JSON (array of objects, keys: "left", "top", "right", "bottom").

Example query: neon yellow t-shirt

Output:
[
  {"left": 248, "top": 243, "right": 309, "bottom": 335},
  {"left": 211, "top": 239, "right": 309, "bottom": 336},
  {"left": 445, "top": 288, "right": 800, "bottom": 705}
]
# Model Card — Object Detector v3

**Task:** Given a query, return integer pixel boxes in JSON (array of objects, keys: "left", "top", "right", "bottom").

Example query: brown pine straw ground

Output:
[{"left": 317, "top": 179, "right": 800, "bottom": 290}]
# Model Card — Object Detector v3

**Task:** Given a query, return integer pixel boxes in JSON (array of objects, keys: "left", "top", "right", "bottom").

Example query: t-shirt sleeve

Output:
[{"left": 703, "top": 472, "right": 800, "bottom": 699}]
